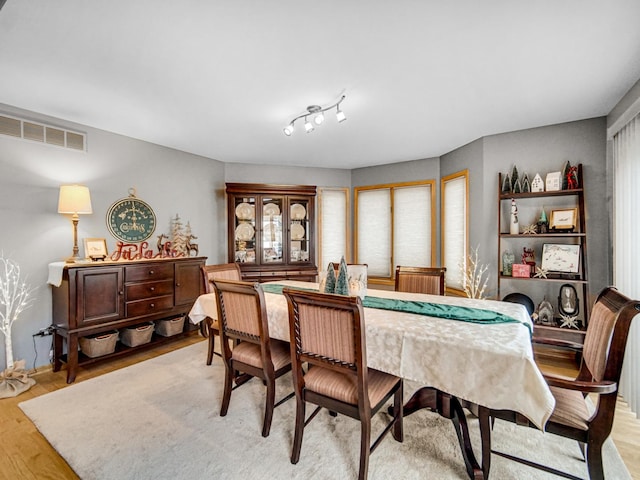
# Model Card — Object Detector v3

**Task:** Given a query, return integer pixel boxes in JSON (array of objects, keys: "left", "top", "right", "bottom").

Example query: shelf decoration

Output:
[
  {"left": 510, "top": 165, "right": 519, "bottom": 192},
  {"left": 537, "top": 208, "right": 548, "bottom": 233},
  {"left": 521, "top": 173, "right": 531, "bottom": 193},
  {"left": 510, "top": 199, "right": 519, "bottom": 234},
  {"left": 534, "top": 267, "right": 549, "bottom": 279},
  {"left": 536, "top": 298, "right": 555, "bottom": 325},
  {"left": 512, "top": 263, "right": 531, "bottom": 278},
  {"left": 522, "top": 224, "right": 537, "bottom": 235},
  {"left": 531, "top": 173, "right": 544, "bottom": 192},
  {"left": 501, "top": 172, "right": 511, "bottom": 193},
  {"left": 545, "top": 171, "right": 562, "bottom": 191},
  {"left": 541, "top": 244, "right": 580, "bottom": 274},
  {"left": 502, "top": 251, "right": 515, "bottom": 276}
]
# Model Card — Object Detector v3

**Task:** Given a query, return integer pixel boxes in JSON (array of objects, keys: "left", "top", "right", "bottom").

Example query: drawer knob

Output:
[
  {"left": 150, "top": 287, "right": 155, "bottom": 292},
  {"left": 150, "top": 303, "right": 155, "bottom": 308},
  {"left": 149, "top": 270, "right": 155, "bottom": 275}
]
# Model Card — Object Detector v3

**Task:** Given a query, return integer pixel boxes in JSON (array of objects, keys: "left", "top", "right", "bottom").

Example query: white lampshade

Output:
[
  {"left": 58, "top": 185, "right": 93, "bottom": 214},
  {"left": 304, "top": 119, "right": 314, "bottom": 133}
]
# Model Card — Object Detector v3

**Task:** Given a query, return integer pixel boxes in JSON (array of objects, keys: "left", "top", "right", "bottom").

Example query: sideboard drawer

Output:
[
  {"left": 126, "top": 280, "right": 174, "bottom": 301},
  {"left": 125, "top": 263, "right": 174, "bottom": 282},
  {"left": 126, "top": 295, "right": 174, "bottom": 317}
]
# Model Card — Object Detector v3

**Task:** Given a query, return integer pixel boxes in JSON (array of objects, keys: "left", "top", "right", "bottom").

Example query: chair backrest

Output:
[
  {"left": 201, "top": 263, "right": 242, "bottom": 294},
  {"left": 579, "top": 286, "right": 640, "bottom": 385},
  {"left": 212, "top": 279, "right": 269, "bottom": 345},
  {"left": 283, "top": 288, "right": 367, "bottom": 387},
  {"left": 394, "top": 266, "right": 446, "bottom": 295}
]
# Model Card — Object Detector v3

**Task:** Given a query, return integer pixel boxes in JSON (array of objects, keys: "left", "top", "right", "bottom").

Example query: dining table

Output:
[{"left": 188, "top": 280, "right": 555, "bottom": 479}]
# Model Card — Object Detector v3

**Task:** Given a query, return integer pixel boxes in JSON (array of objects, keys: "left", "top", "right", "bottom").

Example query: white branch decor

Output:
[
  {"left": 459, "top": 246, "right": 490, "bottom": 299},
  {"left": 0, "top": 255, "right": 36, "bottom": 370}
]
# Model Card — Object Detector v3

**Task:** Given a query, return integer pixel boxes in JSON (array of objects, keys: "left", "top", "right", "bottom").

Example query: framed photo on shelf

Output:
[
  {"left": 541, "top": 244, "right": 580, "bottom": 274},
  {"left": 83, "top": 238, "right": 108, "bottom": 260},
  {"left": 549, "top": 207, "right": 578, "bottom": 231}
]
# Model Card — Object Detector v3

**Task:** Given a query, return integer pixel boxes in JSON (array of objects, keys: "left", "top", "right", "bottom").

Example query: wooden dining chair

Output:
[
  {"left": 212, "top": 279, "right": 293, "bottom": 437},
  {"left": 200, "top": 263, "right": 242, "bottom": 365},
  {"left": 282, "top": 288, "right": 403, "bottom": 480},
  {"left": 394, "top": 266, "right": 446, "bottom": 295},
  {"left": 479, "top": 286, "right": 640, "bottom": 480}
]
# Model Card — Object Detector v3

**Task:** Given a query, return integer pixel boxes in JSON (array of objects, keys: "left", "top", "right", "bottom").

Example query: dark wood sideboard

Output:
[{"left": 52, "top": 257, "right": 206, "bottom": 383}]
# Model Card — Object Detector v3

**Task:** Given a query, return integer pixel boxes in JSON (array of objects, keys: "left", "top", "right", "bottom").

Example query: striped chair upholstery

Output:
[
  {"left": 213, "top": 279, "right": 292, "bottom": 438},
  {"left": 200, "top": 263, "right": 242, "bottom": 365},
  {"left": 283, "top": 288, "right": 403, "bottom": 480},
  {"left": 483, "top": 287, "right": 640, "bottom": 480},
  {"left": 394, "top": 266, "right": 446, "bottom": 295}
]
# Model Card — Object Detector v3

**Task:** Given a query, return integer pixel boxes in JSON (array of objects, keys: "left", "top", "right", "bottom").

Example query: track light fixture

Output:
[{"left": 283, "top": 95, "right": 346, "bottom": 136}]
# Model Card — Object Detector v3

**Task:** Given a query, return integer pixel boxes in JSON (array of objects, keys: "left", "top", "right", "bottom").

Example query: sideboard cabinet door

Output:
[{"left": 75, "top": 267, "right": 124, "bottom": 328}]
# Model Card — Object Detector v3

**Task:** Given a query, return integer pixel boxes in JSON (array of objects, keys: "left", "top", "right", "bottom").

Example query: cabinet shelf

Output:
[
  {"left": 499, "top": 188, "right": 583, "bottom": 200},
  {"left": 499, "top": 232, "right": 585, "bottom": 238},
  {"left": 500, "top": 275, "right": 587, "bottom": 284}
]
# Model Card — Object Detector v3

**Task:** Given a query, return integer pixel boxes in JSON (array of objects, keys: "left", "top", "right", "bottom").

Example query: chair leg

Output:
[
  {"left": 586, "top": 440, "right": 605, "bottom": 480},
  {"left": 358, "top": 418, "right": 372, "bottom": 480},
  {"left": 220, "top": 363, "right": 234, "bottom": 416},
  {"left": 262, "top": 377, "right": 276, "bottom": 437},
  {"left": 478, "top": 406, "right": 492, "bottom": 479},
  {"left": 206, "top": 331, "right": 215, "bottom": 366},
  {"left": 291, "top": 396, "right": 306, "bottom": 464},
  {"left": 392, "top": 382, "right": 404, "bottom": 442}
]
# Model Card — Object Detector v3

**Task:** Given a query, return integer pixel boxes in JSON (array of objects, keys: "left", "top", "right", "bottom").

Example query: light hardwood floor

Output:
[{"left": 1, "top": 336, "right": 639, "bottom": 479}]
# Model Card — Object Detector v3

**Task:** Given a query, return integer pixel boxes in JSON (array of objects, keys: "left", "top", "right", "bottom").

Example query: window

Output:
[
  {"left": 355, "top": 180, "right": 435, "bottom": 284},
  {"left": 441, "top": 170, "right": 469, "bottom": 294},
  {"left": 318, "top": 187, "right": 349, "bottom": 268}
]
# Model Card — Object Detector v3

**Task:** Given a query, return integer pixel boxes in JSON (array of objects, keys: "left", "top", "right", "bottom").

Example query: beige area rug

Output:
[{"left": 20, "top": 341, "right": 630, "bottom": 480}]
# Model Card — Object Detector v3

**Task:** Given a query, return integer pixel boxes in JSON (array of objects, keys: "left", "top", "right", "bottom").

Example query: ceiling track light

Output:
[{"left": 283, "top": 95, "right": 346, "bottom": 136}]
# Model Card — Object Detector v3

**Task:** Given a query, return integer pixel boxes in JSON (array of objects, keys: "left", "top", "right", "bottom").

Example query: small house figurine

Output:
[
  {"left": 531, "top": 173, "right": 544, "bottom": 192},
  {"left": 537, "top": 298, "right": 555, "bottom": 326}
]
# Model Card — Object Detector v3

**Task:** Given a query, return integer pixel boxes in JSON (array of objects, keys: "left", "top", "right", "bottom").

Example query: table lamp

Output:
[{"left": 58, "top": 185, "right": 93, "bottom": 262}]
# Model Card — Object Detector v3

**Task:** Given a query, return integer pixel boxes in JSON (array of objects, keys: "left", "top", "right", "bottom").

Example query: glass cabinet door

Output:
[
  {"left": 289, "top": 198, "right": 311, "bottom": 263},
  {"left": 261, "top": 196, "right": 284, "bottom": 263},
  {"left": 233, "top": 196, "right": 257, "bottom": 264}
]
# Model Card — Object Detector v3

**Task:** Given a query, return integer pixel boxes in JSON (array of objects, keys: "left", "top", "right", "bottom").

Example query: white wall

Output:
[{"left": 0, "top": 103, "right": 225, "bottom": 371}]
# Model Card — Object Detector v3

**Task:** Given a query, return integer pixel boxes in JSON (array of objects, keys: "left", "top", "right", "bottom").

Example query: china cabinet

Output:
[
  {"left": 226, "top": 183, "right": 317, "bottom": 281},
  {"left": 497, "top": 164, "right": 589, "bottom": 352}
]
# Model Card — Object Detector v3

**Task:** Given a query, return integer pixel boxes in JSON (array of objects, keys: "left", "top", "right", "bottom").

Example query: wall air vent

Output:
[{"left": 0, "top": 113, "right": 86, "bottom": 151}]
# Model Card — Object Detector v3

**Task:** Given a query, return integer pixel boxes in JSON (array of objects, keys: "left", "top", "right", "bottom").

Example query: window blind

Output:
[
  {"left": 318, "top": 188, "right": 348, "bottom": 268},
  {"left": 443, "top": 174, "right": 467, "bottom": 290},
  {"left": 357, "top": 188, "right": 391, "bottom": 277},
  {"left": 394, "top": 185, "right": 432, "bottom": 269}
]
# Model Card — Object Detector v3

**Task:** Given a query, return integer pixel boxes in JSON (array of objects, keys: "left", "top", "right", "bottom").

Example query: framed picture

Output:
[
  {"left": 84, "top": 238, "right": 108, "bottom": 260},
  {"left": 549, "top": 208, "right": 578, "bottom": 231},
  {"left": 541, "top": 244, "right": 580, "bottom": 273}
]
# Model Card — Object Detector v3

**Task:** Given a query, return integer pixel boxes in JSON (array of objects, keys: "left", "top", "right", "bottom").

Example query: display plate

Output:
[
  {"left": 290, "top": 203, "right": 306, "bottom": 220},
  {"left": 291, "top": 223, "right": 305, "bottom": 240},
  {"left": 235, "top": 223, "right": 255, "bottom": 241},
  {"left": 235, "top": 202, "right": 255, "bottom": 220},
  {"left": 263, "top": 203, "right": 281, "bottom": 216}
]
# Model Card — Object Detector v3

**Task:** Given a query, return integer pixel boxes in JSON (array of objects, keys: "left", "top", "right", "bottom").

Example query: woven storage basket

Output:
[
  {"left": 79, "top": 331, "right": 119, "bottom": 358},
  {"left": 156, "top": 316, "right": 185, "bottom": 337},
  {"left": 120, "top": 322, "right": 155, "bottom": 347}
]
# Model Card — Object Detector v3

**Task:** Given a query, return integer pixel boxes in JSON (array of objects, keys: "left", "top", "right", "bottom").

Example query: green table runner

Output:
[{"left": 261, "top": 283, "right": 531, "bottom": 335}]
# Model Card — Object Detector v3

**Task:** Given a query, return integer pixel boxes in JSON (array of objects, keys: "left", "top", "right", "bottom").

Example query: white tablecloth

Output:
[{"left": 189, "top": 280, "right": 554, "bottom": 429}]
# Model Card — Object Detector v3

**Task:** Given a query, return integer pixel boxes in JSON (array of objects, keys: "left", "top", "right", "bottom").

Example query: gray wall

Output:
[
  {"left": 0, "top": 103, "right": 225, "bottom": 371},
  {"left": 483, "top": 117, "right": 609, "bottom": 304}
]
